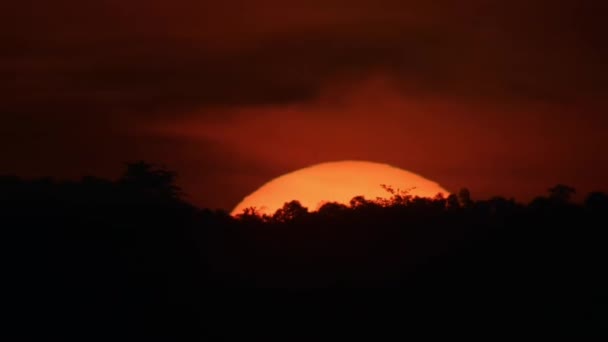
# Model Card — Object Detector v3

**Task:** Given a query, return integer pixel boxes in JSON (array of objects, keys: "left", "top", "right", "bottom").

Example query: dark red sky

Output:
[{"left": 1, "top": 1, "right": 607, "bottom": 209}]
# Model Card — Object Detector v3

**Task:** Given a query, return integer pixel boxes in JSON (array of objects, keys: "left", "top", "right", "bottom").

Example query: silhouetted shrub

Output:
[{"left": 2, "top": 166, "right": 606, "bottom": 339}]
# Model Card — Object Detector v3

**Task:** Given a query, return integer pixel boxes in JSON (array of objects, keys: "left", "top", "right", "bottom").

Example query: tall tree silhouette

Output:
[
  {"left": 120, "top": 161, "right": 181, "bottom": 201},
  {"left": 458, "top": 188, "right": 473, "bottom": 208}
]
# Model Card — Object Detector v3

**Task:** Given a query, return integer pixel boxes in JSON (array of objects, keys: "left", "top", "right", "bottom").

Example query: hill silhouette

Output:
[{"left": 3, "top": 162, "right": 607, "bottom": 339}]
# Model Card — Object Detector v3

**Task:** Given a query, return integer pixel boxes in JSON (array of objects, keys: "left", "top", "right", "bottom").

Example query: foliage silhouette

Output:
[
  {"left": 548, "top": 183, "right": 577, "bottom": 203},
  {"left": 272, "top": 200, "right": 309, "bottom": 222},
  {"left": 2, "top": 163, "right": 607, "bottom": 339}
]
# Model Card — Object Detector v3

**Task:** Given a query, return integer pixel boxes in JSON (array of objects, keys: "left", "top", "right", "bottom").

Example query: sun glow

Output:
[{"left": 232, "top": 161, "right": 449, "bottom": 216}]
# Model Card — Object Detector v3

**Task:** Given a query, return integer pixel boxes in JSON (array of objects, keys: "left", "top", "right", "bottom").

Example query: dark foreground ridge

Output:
[{"left": 3, "top": 162, "right": 607, "bottom": 339}]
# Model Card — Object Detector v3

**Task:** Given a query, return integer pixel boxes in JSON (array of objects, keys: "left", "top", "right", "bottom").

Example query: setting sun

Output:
[{"left": 232, "top": 161, "right": 449, "bottom": 216}]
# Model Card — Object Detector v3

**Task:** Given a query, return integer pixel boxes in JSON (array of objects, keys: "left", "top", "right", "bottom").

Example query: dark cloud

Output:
[
  {"left": 2, "top": 0, "right": 607, "bottom": 116},
  {"left": 1, "top": 1, "right": 607, "bottom": 208}
]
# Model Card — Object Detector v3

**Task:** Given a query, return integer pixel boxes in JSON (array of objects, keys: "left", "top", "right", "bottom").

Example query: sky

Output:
[{"left": 1, "top": 0, "right": 607, "bottom": 210}]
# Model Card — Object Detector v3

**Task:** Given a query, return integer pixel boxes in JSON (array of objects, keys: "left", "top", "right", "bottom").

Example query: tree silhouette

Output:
[
  {"left": 2, "top": 162, "right": 607, "bottom": 339},
  {"left": 585, "top": 192, "right": 608, "bottom": 212},
  {"left": 548, "top": 184, "right": 576, "bottom": 203},
  {"left": 235, "top": 207, "right": 267, "bottom": 223},
  {"left": 317, "top": 202, "right": 349, "bottom": 215},
  {"left": 120, "top": 161, "right": 181, "bottom": 200},
  {"left": 272, "top": 200, "right": 308, "bottom": 222},
  {"left": 349, "top": 195, "right": 372, "bottom": 208},
  {"left": 446, "top": 194, "right": 460, "bottom": 210},
  {"left": 458, "top": 188, "right": 473, "bottom": 208}
]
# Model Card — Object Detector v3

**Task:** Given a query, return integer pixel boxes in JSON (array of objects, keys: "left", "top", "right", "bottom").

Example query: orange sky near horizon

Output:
[
  {"left": 148, "top": 77, "right": 607, "bottom": 209},
  {"left": 1, "top": 1, "right": 607, "bottom": 210}
]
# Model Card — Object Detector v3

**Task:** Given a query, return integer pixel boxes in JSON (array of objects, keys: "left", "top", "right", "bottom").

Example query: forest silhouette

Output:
[{"left": 4, "top": 162, "right": 607, "bottom": 339}]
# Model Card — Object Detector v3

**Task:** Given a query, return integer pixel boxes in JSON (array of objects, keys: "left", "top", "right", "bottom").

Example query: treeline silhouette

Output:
[{"left": 3, "top": 162, "right": 607, "bottom": 339}]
